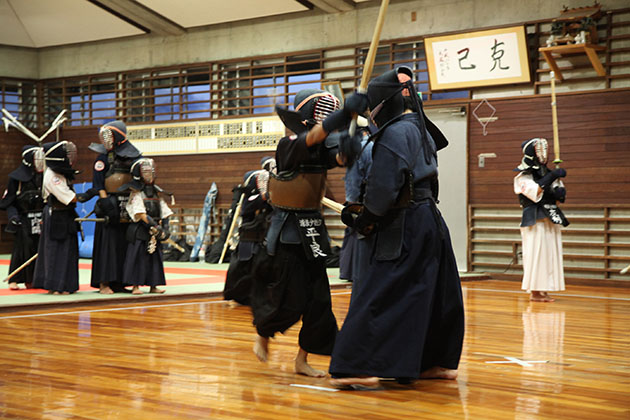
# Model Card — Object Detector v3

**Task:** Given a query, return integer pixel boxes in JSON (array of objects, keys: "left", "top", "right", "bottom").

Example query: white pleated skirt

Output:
[{"left": 520, "top": 218, "right": 565, "bottom": 292}]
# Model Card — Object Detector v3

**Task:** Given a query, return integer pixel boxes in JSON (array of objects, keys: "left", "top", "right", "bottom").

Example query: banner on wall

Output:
[
  {"left": 127, "top": 115, "right": 286, "bottom": 156},
  {"left": 424, "top": 26, "right": 531, "bottom": 90}
]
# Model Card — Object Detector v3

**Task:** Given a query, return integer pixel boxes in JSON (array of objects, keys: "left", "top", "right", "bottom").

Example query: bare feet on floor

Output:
[
  {"left": 419, "top": 366, "right": 458, "bottom": 380},
  {"left": 132, "top": 286, "right": 143, "bottom": 295},
  {"left": 330, "top": 376, "right": 381, "bottom": 389},
  {"left": 295, "top": 350, "right": 326, "bottom": 378},
  {"left": 253, "top": 335, "right": 269, "bottom": 362},
  {"left": 99, "top": 284, "right": 114, "bottom": 295},
  {"left": 542, "top": 292, "right": 555, "bottom": 302},
  {"left": 149, "top": 287, "right": 165, "bottom": 294},
  {"left": 8, "top": 282, "right": 19, "bottom": 290},
  {"left": 227, "top": 300, "right": 242, "bottom": 308},
  {"left": 530, "top": 291, "right": 553, "bottom": 302}
]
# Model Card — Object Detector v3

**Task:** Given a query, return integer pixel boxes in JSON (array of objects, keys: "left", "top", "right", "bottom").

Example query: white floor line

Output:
[
  {"left": 1, "top": 286, "right": 626, "bottom": 320},
  {"left": 464, "top": 287, "right": 630, "bottom": 301},
  {"left": 0, "top": 299, "right": 225, "bottom": 320}
]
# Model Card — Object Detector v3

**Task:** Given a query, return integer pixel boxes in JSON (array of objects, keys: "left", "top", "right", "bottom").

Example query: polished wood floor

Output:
[{"left": 0, "top": 280, "right": 628, "bottom": 419}]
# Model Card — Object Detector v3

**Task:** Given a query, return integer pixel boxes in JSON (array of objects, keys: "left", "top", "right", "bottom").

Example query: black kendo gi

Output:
[
  {"left": 0, "top": 146, "right": 44, "bottom": 287},
  {"left": 223, "top": 159, "right": 274, "bottom": 305},
  {"left": 329, "top": 68, "right": 465, "bottom": 380},
  {"left": 250, "top": 89, "right": 341, "bottom": 356},
  {"left": 120, "top": 158, "right": 171, "bottom": 289},
  {"left": 32, "top": 141, "right": 80, "bottom": 294},
  {"left": 88, "top": 121, "right": 142, "bottom": 292}
]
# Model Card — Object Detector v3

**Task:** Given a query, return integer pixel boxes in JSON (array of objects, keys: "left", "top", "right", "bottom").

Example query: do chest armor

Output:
[
  {"left": 15, "top": 178, "right": 44, "bottom": 213},
  {"left": 142, "top": 185, "right": 162, "bottom": 219},
  {"left": 104, "top": 153, "right": 133, "bottom": 194}
]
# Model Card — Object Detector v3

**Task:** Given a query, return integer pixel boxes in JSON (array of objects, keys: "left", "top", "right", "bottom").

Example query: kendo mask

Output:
[
  {"left": 368, "top": 66, "right": 415, "bottom": 127},
  {"left": 130, "top": 158, "right": 156, "bottom": 189},
  {"left": 43, "top": 141, "right": 78, "bottom": 176},
  {"left": 99, "top": 120, "right": 128, "bottom": 151},
  {"left": 294, "top": 89, "right": 341, "bottom": 131},
  {"left": 22, "top": 145, "right": 45, "bottom": 173},
  {"left": 517, "top": 138, "right": 548, "bottom": 171}
]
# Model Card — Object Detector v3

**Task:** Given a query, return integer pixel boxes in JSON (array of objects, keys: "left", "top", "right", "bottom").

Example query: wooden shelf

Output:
[{"left": 539, "top": 44, "right": 606, "bottom": 81}]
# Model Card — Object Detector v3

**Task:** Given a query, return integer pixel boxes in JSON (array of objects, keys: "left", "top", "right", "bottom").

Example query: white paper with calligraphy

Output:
[{"left": 425, "top": 26, "right": 530, "bottom": 90}]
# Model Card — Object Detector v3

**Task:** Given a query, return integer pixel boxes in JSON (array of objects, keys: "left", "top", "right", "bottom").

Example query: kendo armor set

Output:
[
  {"left": 268, "top": 90, "right": 340, "bottom": 210},
  {"left": 516, "top": 138, "right": 569, "bottom": 227}
]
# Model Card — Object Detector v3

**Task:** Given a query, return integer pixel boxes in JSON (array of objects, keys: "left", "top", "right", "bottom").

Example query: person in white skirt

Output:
[{"left": 514, "top": 138, "right": 569, "bottom": 302}]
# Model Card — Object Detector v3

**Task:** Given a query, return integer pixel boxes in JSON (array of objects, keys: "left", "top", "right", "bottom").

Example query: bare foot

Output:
[
  {"left": 227, "top": 300, "right": 242, "bottom": 308},
  {"left": 8, "top": 282, "right": 19, "bottom": 290},
  {"left": 149, "top": 287, "right": 165, "bottom": 294},
  {"left": 25, "top": 282, "right": 33, "bottom": 289},
  {"left": 99, "top": 285, "right": 114, "bottom": 295},
  {"left": 530, "top": 291, "right": 546, "bottom": 302},
  {"left": 132, "top": 286, "right": 143, "bottom": 295},
  {"left": 53, "top": 291, "right": 60, "bottom": 295},
  {"left": 542, "top": 292, "right": 555, "bottom": 302},
  {"left": 419, "top": 366, "right": 458, "bottom": 380},
  {"left": 253, "top": 335, "right": 269, "bottom": 362},
  {"left": 61, "top": 291, "right": 69, "bottom": 295},
  {"left": 330, "top": 376, "right": 381, "bottom": 389},
  {"left": 295, "top": 358, "right": 326, "bottom": 378}
]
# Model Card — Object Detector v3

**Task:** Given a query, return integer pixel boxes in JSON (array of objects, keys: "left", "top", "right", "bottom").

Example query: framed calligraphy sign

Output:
[{"left": 424, "top": 26, "right": 531, "bottom": 90}]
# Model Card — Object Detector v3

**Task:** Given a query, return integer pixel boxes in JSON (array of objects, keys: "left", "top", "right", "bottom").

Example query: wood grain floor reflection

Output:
[{"left": 0, "top": 280, "right": 628, "bottom": 419}]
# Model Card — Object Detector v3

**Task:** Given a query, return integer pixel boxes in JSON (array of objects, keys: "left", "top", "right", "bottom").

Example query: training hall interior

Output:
[{"left": 0, "top": 0, "right": 629, "bottom": 418}]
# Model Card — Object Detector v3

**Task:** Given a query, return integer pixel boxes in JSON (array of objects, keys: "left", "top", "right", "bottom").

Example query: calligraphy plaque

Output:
[{"left": 424, "top": 26, "right": 531, "bottom": 90}]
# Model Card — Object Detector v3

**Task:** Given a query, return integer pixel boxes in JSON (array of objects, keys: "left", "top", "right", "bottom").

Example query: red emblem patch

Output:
[
  {"left": 94, "top": 161, "right": 105, "bottom": 171},
  {"left": 52, "top": 176, "right": 62, "bottom": 185}
]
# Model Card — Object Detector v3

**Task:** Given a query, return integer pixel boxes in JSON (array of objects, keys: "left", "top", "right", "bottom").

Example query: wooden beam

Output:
[
  {"left": 88, "top": 0, "right": 186, "bottom": 36},
  {"left": 309, "top": 0, "right": 355, "bottom": 13}
]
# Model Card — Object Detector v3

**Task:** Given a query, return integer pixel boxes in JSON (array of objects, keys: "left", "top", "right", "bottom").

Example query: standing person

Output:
[
  {"left": 223, "top": 156, "right": 276, "bottom": 306},
  {"left": 0, "top": 146, "right": 45, "bottom": 290},
  {"left": 120, "top": 158, "right": 172, "bottom": 295},
  {"left": 88, "top": 120, "right": 142, "bottom": 294},
  {"left": 32, "top": 141, "right": 80, "bottom": 295},
  {"left": 328, "top": 67, "right": 465, "bottom": 389},
  {"left": 338, "top": 121, "right": 372, "bottom": 284},
  {"left": 514, "top": 138, "right": 568, "bottom": 302},
  {"left": 251, "top": 89, "right": 353, "bottom": 377}
]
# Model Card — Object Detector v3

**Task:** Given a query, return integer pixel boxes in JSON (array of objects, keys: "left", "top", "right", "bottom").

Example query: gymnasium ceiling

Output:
[{"left": 0, "top": 0, "right": 374, "bottom": 48}]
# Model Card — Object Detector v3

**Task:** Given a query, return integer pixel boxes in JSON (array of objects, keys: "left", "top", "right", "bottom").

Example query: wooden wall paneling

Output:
[
  {"left": 469, "top": 204, "right": 630, "bottom": 285},
  {"left": 468, "top": 89, "right": 630, "bottom": 206}
]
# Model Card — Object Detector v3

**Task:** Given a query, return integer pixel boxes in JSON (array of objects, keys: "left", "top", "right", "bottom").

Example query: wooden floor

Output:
[{"left": 0, "top": 280, "right": 628, "bottom": 420}]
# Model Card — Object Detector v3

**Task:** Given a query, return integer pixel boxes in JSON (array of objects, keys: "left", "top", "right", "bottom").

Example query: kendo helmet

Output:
[
  {"left": 294, "top": 89, "right": 341, "bottom": 130},
  {"left": 128, "top": 158, "right": 156, "bottom": 190},
  {"left": 7, "top": 145, "right": 45, "bottom": 182},
  {"left": 22, "top": 145, "right": 45, "bottom": 173},
  {"left": 367, "top": 66, "right": 415, "bottom": 127},
  {"left": 516, "top": 138, "right": 549, "bottom": 171},
  {"left": 43, "top": 141, "right": 77, "bottom": 176},
  {"left": 98, "top": 120, "right": 128, "bottom": 151}
]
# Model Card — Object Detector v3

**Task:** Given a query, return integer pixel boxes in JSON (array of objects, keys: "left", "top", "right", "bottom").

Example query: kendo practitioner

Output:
[
  {"left": 251, "top": 88, "right": 361, "bottom": 377},
  {"left": 338, "top": 119, "right": 372, "bottom": 284},
  {"left": 514, "top": 138, "right": 568, "bottom": 302},
  {"left": 223, "top": 156, "right": 276, "bottom": 306},
  {"left": 327, "top": 67, "right": 465, "bottom": 389},
  {"left": 88, "top": 120, "right": 142, "bottom": 294},
  {"left": 120, "top": 158, "right": 172, "bottom": 295},
  {"left": 0, "top": 146, "right": 45, "bottom": 290},
  {"left": 32, "top": 141, "right": 81, "bottom": 295}
]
